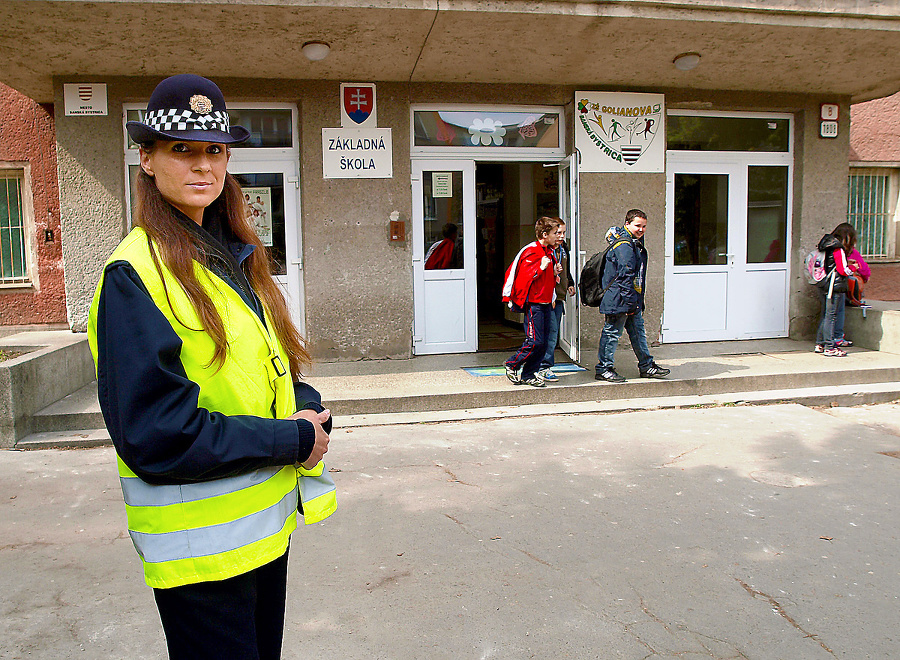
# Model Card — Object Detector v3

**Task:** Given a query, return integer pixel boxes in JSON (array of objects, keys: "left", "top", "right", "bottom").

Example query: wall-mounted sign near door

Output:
[{"left": 820, "top": 103, "right": 839, "bottom": 139}]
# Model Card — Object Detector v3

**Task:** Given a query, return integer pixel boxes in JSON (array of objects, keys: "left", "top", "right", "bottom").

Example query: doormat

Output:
[{"left": 462, "top": 363, "right": 586, "bottom": 377}]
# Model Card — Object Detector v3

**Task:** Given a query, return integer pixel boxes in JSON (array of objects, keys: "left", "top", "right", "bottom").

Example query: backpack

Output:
[
  {"left": 846, "top": 274, "right": 865, "bottom": 306},
  {"left": 579, "top": 240, "right": 628, "bottom": 307},
  {"left": 804, "top": 249, "right": 829, "bottom": 285}
]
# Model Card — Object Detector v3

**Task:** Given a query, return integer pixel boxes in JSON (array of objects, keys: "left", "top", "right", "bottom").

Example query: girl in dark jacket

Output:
[{"left": 815, "top": 223, "right": 857, "bottom": 356}]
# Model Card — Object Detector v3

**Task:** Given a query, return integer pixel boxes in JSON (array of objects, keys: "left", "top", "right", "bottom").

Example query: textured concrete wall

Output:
[
  {"left": 850, "top": 92, "right": 900, "bottom": 163},
  {"left": 0, "top": 83, "right": 66, "bottom": 325},
  {"left": 578, "top": 173, "right": 665, "bottom": 357}
]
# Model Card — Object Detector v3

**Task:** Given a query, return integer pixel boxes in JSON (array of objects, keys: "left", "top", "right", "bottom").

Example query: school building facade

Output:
[{"left": 0, "top": 0, "right": 897, "bottom": 363}]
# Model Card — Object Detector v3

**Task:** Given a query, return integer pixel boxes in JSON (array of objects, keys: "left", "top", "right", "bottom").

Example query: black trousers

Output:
[{"left": 153, "top": 549, "right": 289, "bottom": 660}]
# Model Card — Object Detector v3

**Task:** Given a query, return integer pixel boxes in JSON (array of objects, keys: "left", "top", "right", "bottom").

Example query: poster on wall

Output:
[
  {"left": 575, "top": 92, "right": 665, "bottom": 173},
  {"left": 242, "top": 187, "right": 273, "bottom": 246}
]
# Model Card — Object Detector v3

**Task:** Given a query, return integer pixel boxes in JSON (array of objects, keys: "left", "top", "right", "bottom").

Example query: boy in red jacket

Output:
[{"left": 502, "top": 217, "right": 562, "bottom": 387}]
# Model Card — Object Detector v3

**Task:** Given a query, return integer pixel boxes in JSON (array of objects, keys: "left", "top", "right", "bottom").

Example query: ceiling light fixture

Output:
[
  {"left": 673, "top": 52, "right": 701, "bottom": 71},
  {"left": 302, "top": 41, "right": 331, "bottom": 62}
]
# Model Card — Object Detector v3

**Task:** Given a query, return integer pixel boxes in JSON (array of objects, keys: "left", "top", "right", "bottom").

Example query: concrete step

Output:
[
  {"left": 29, "top": 381, "right": 103, "bottom": 434},
  {"left": 305, "top": 341, "right": 900, "bottom": 415},
  {"left": 318, "top": 361, "right": 900, "bottom": 415},
  {"left": 16, "top": 339, "right": 900, "bottom": 449},
  {"left": 16, "top": 381, "right": 900, "bottom": 449}
]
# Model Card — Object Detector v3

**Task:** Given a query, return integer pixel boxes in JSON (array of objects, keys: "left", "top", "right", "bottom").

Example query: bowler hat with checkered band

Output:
[{"left": 126, "top": 74, "right": 250, "bottom": 145}]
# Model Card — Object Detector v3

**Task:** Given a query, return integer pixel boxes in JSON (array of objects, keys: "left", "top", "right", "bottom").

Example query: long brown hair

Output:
[
  {"left": 134, "top": 162, "right": 310, "bottom": 379},
  {"left": 832, "top": 222, "right": 858, "bottom": 254}
]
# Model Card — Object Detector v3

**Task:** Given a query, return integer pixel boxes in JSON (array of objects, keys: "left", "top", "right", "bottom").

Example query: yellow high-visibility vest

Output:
[{"left": 88, "top": 227, "right": 335, "bottom": 589}]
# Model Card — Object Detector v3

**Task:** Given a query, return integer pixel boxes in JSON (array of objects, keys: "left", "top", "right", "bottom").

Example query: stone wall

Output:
[
  {"left": 0, "top": 83, "right": 66, "bottom": 326},
  {"left": 850, "top": 92, "right": 900, "bottom": 163}
]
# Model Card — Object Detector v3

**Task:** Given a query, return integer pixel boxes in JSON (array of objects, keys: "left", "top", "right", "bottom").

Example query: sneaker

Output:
[
  {"left": 537, "top": 368, "right": 559, "bottom": 382},
  {"left": 640, "top": 362, "right": 671, "bottom": 379},
  {"left": 814, "top": 344, "right": 824, "bottom": 354},
  {"left": 595, "top": 369, "right": 625, "bottom": 383},
  {"left": 505, "top": 364, "right": 521, "bottom": 384},
  {"left": 521, "top": 376, "right": 546, "bottom": 388},
  {"left": 834, "top": 338, "right": 853, "bottom": 348},
  {"left": 823, "top": 347, "right": 847, "bottom": 357}
]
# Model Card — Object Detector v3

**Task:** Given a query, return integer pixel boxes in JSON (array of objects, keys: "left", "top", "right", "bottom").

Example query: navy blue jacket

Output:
[
  {"left": 94, "top": 208, "right": 324, "bottom": 486},
  {"left": 598, "top": 225, "right": 647, "bottom": 315}
]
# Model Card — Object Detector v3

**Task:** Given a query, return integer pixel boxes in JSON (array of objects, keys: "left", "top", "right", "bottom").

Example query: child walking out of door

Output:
[{"left": 501, "top": 217, "right": 562, "bottom": 387}]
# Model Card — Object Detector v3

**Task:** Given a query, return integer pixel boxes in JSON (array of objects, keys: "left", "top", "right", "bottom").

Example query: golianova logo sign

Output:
[{"left": 577, "top": 99, "right": 662, "bottom": 166}]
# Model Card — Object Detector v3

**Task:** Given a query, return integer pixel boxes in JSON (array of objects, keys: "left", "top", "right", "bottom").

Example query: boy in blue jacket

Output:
[{"left": 595, "top": 209, "right": 670, "bottom": 382}]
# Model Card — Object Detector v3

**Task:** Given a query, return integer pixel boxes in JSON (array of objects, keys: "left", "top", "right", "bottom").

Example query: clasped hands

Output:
[{"left": 287, "top": 408, "right": 331, "bottom": 469}]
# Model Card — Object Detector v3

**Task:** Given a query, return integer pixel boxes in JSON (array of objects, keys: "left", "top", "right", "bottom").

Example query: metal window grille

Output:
[
  {"left": 847, "top": 172, "right": 889, "bottom": 259},
  {"left": 0, "top": 171, "right": 30, "bottom": 284}
]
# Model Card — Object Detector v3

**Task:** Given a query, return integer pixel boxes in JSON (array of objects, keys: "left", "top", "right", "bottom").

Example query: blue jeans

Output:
[
  {"left": 816, "top": 289, "right": 842, "bottom": 349},
  {"left": 833, "top": 292, "right": 846, "bottom": 340},
  {"left": 506, "top": 303, "right": 551, "bottom": 380},
  {"left": 596, "top": 310, "right": 653, "bottom": 374},
  {"left": 540, "top": 302, "right": 565, "bottom": 370}
]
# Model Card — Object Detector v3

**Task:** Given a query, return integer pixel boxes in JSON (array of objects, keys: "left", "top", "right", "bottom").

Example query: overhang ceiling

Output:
[{"left": 1, "top": 0, "right": 898, "bottom": 103}]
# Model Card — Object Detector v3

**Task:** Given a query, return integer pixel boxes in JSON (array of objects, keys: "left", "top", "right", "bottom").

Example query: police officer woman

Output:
[{"left": 88, "top": 74, "right": 336, "bottom": 660}]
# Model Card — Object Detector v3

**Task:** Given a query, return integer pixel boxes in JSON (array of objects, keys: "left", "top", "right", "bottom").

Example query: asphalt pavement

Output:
[{"left": 3, "top": 401, "right": 900, "bottom": 659}]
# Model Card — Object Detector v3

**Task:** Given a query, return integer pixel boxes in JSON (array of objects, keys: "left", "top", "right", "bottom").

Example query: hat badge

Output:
[{"left": 189, "top": 94, "right": 213, "bottom": 115}]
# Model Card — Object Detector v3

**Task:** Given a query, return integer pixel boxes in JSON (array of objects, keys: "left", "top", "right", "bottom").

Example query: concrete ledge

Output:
[
  {"left": 0, "top": 331, "right": 93, "bottom": 448},
  {"left": 844, "top": 301, "right": 900, "bottom": 354}
]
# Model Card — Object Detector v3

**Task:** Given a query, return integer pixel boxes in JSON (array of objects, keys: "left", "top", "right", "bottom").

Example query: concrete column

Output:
[
  {"left": 299, "top": 81, "right": 414, "bottom": 361},
  {"left": 53, "top": 78, "right": 132, "bottom": 332},
  {"left": 789, "top": 97, "right": 852, "bottom": 340}
]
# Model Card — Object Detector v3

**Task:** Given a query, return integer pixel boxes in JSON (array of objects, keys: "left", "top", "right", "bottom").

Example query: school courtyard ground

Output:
[
  {"left": 3, "top": 400, "right": 900, "bottom": 659},
  {"left": 866, "top": 263, "right": 900, "bottom": 301}
]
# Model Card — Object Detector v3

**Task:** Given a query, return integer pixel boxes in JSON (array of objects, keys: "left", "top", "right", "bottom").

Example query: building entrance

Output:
[
  {"left": 475, "top": 162, "right": 560, "bottom": 352},
  {"left": 412, "top": 157, "right": 579, "bottom": 358}
]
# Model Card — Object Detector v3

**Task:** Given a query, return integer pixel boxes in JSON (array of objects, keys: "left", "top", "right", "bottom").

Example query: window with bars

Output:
[
  {"left": 848, "top": 170, "right": 892, "bottom": 259},
  {"left": 0, "top": 170, "right": 30, "bottom": 285}
]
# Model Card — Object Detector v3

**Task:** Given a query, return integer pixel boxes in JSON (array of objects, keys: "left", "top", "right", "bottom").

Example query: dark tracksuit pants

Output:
[{"left": 505, "top": 302, "right": 552, "bottom": 380}]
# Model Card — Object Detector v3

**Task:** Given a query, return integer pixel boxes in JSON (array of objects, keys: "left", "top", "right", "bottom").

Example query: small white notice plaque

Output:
[
  {"left": 820, "top": 121, "right": 838, "bottom": 138},
  {"left": 322, "top": 128, "right": 392, "bottom": 179},
  {"left": 432, "top": 173, "right": 453, "bottom": 198},
  {"left": 820, "top": 104, "right": 839, "bottom": 121},
  {"left": 63, "top": 84, "right": 108, "bottom": 116}
]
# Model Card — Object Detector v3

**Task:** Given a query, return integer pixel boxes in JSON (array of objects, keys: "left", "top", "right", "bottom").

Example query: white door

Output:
[
  {"left": 228, "top": 159, "right": 305, "bottom": 336},
  {"left": 558, "top": 153, "right": 579, "bottom": 361},
  {"left": 663, "top": 155, "right": 790, "bottom": 342},
  {"left": 412, "top": 160, "right": 477, "bottom": 354}
]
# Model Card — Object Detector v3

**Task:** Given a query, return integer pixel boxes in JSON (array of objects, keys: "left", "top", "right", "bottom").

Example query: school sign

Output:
[{"left": 575, "top": 92, "right": 665, "bottom": 173}]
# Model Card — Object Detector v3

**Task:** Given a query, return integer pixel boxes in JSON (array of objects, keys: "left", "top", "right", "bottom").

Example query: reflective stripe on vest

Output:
[
  {"left": 130, "top": 486, "right": 298, "bottom": 563},
  {"left": 297, "top": 464, "right": 338, "bottom": 524},
  {"left": 88, "top": 228, "right": 335, "bottom": 589},
  {"left": 120, "top": 466, "right": 284, "bottom": 507}
]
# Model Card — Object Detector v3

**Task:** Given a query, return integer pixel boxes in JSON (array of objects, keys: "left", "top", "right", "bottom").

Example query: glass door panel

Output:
[
  {"left": 423, "top": 171, "right": 464, "bottom": 270},
  {"left": 674, "top": 173, "right": 729, "bottom": 266},
  {"left": 232, "top": 172, "right": 287, "bottom": 275},
  {"left": 746, "top": 166, "right": 788, "bottom": 264},
  {"left": 412, "top": 160, "right": 477, "bottom": 354},
  {"left": 558, "top": 154, "right": 579, "bottom": 361},
  {"left": 227, "top": 160, "right": 304, "bottom": 336}
]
